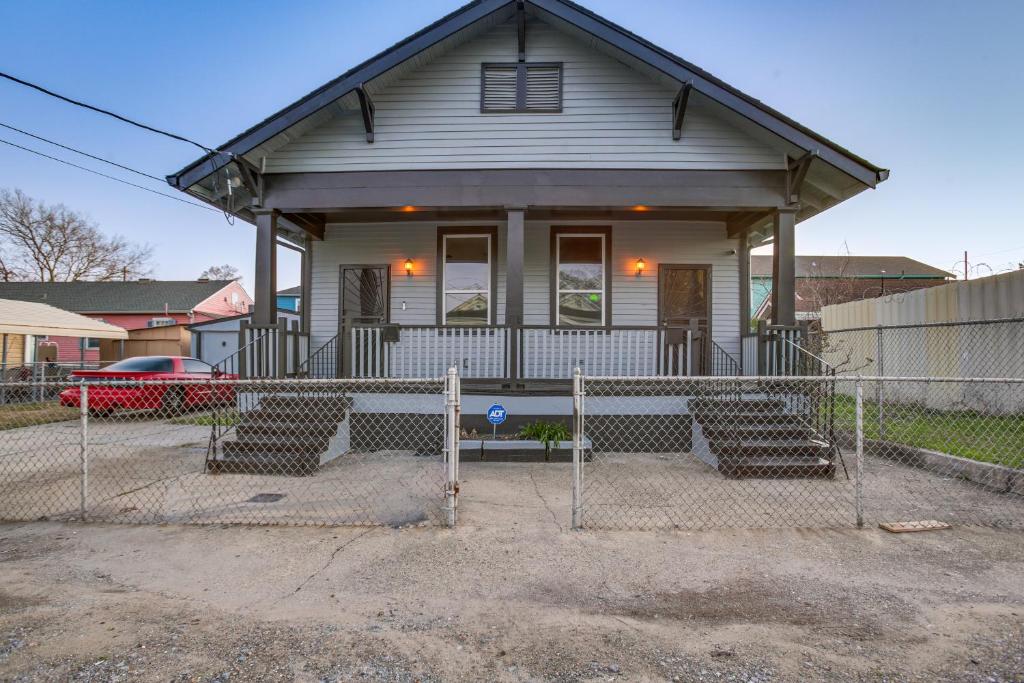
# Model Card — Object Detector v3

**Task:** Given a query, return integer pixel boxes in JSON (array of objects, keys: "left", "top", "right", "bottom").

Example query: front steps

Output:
[
  {"left": 691, "top": 397, "right": 836, "bottom": 479},
  {"left": 209, "top": 394, "right": 351, "bottom": 475}
]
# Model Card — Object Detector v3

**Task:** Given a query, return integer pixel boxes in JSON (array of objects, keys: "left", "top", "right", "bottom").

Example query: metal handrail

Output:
[{"left": 297, "top": 334, "right": 339, "bottom": 378}]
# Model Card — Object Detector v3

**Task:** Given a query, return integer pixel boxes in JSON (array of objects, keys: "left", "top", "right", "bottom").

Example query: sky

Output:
[{"left": 1, "top": 0, "right": 1023, "bottom": 292}]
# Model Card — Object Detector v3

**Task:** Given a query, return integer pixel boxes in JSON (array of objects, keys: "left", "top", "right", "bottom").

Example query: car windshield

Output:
[{"left": 101, "top": 357, "right": 175, "bottom": 373}]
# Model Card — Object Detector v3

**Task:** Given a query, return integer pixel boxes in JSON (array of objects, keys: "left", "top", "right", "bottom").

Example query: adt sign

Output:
[{"left": 486, "top": 403, "right": 507, "bottom": 426}]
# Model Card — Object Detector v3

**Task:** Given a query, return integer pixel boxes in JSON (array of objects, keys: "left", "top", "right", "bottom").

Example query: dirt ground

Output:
[{"left": 1, "top": 500, "right": 1023, "bottom": 681}]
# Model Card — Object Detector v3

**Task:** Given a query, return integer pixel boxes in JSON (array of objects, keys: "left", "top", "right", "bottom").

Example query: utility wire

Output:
[
  {"left": 0, "top": 121, "right": 164, "bottom": 182},
  {"left": 0, "top": 137, "right": 219, "bottom": 212},
  {"left": 0, "top": 71, "right": 217, "bottom": 155}
]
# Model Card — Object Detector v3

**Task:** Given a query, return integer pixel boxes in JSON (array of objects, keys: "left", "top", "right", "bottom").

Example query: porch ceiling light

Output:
[
  {"left": 635, "top": 258, "right": 646, "bottom": 276},
  {"left": 404, "top": 258, "right": 414, "bottom": 276}
]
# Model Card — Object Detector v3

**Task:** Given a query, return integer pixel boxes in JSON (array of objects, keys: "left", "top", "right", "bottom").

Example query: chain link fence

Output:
[
  {"left": 0, "top": 376, "right": 458, "bottom": 527},
  {"left": 573, "top": 375, "right": 1024, "bottom": 530}
]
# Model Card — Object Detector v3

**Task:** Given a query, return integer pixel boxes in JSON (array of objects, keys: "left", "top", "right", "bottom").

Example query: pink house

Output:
[{"left": 0, "top": 280, "right": 253, "bottom": 363}]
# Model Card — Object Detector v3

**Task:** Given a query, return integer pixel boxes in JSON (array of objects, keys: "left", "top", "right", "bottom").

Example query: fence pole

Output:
[
  {"left": 79, "top": 384, "right": 89, "bottom": 521},
  {"left": 855, "top": 379, "right": 864, "bottom": 529},
  {"left": 572, "top": 367, "right": 583, "bottom": 529},
  {"left": 444, "top": 365, "right": 459, "bottom": 528},
  {"left": 875, "top": 326, "right": 885, "bottom": 440}
]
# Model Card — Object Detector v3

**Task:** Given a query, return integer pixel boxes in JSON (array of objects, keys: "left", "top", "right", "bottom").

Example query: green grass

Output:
[
  {"left": 0, "top": 402, "right": 79, "bottom": 430},
  {"left": 833, "top": 394, "right": 1024, "bottom": 468},
  {"left": 169, "top": 411, "right": 242, "bottom": 427}
]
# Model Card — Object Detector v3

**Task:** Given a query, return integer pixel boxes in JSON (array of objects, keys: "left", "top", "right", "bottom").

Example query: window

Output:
[
  {"left": 439, "top": 230, "right": 495, "bottom": 326},
  {"left": 84, "top": 338, "right": 101, "bottom": 350},
  {"left": 481, "top": 63, "right": 562, "bottom": 113},
  {"left": 103, "top": 357, "right": 174, "bottom": 373},
  {"left": 182, "top": 358, "right": 214, "bottom": 375},
  {"left": 553, "top": 230, "right": 609, "bottom": 326}
]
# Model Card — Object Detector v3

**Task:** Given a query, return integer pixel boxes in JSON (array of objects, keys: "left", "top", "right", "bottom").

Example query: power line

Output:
[
  {"left": 0, "top": 121, "right": 164, "bottom": 182},
  {"left": 0, "top": 136, "right": 219, "bottom": 212},
  {"left": 0, "top": 71, "right": 216, "bottom": 155}
]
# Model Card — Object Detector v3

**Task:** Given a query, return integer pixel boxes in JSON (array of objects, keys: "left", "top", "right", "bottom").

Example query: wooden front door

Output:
[{"left": 658, "top": 264, "right": 712, "bottom": 373}]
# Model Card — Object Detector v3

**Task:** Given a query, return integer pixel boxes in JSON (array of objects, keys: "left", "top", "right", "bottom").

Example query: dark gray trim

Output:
[
  {"left": 771, "top": 208, "right": 797, "bottom": 326},
  {"left": 737, "top": 236, "right": 750, "bottom": 336},
  {"left": 167, "top": 0, "right": 885, "bottom": 194},
  {"left": 300, "top": 235, "right": 313, "bottom": 333},
  {"left": 516, "top": 0, "right": 526, "bottom": 61},
  {"left": 253, "top": 210, "right": 278, "bottom": 325},
  {"left": 436, "top": 226, "right": 500, "bottom": 325},
  {"left": 671, "top": 82, "right": 692, "bottom": 141},
  {"left": 549, "top": 226, "right": 612, "bottom": 327},
  {"left": 263, "top": 169, "right": 788, "bottom": 211}
]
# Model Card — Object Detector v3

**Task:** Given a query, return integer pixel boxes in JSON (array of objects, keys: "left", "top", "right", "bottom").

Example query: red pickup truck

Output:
[{"left": 59, "top": 356, "right": 236, "bottom": 414}]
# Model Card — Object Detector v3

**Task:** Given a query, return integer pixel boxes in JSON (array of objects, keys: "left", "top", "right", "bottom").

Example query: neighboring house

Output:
[
  {"left": 189, "top": 309, "right": 301, "bottom": 368},
  {"left": 0, "top": 280, "right": 252, "bottom": 364},
  {"left": 276, "top": 286, "right": 301, "bottom": 313},
  {"left": 167, "top": 0, "right": 888, "bottom": 382},
  {"left": 751, "top": 255, "right": 953, "bottom": 322},
  {"left": 0, "top": 298, "right": 126, "bottom": 372}
]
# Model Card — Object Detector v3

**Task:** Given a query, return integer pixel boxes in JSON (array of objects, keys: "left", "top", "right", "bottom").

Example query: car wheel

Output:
[{"left": 160, "top": 388, "right": 185, "bottom": 416}]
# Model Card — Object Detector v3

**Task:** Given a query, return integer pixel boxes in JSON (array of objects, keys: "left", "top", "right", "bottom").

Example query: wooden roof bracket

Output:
[
  {"left": 233, "top": 157, "right": 263, "bottom": 207},
  {"left": 787, "top": 150, "right": 817, "bottom": 203},
  {"left": 672, "top": 81, "right": 692, "bottom": 140},
  {"left": 355, "top": 84, "right": 375, "bottom": 143}
]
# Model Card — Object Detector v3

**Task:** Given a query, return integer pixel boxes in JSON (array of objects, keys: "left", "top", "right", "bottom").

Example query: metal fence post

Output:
[
  {"left": 444, "top": 365, "right": 459, "bottom": 528},
  {"left": 875, "top": 326, "right": 885, "bottom": 440},
  {"left": 572, "top": 367, "right": 584, "bottom": 529},
  {"left": 80, "top": 384, "right": 89, "bottom": 521},
  {"left": 855, "top": 379, "right": 864, "bottom": 529}
]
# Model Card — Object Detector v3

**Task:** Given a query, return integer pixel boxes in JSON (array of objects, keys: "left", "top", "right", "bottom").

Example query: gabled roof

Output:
[
  {"left": 277, "top": 286, "right": 302, "bottom": 296},
  {"left": 750, "top": 255, "right": 953, "bottom": 279},
  {"left": 167, "top": 0, "right": 887, "bottom": 195},
  {"left": 0, "top": 281, "right": 240, "bottom": 314}
]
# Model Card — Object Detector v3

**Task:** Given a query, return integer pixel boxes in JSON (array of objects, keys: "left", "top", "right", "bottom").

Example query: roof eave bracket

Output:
[
  {"left": 356, "top": 85, "right": 375, "bottom": 143},
  {"left": 672, "top": 81, "right": 692, "bottom": 141},
  {"left": 787, "top": 150, "right": 817, "bottom": 204}
]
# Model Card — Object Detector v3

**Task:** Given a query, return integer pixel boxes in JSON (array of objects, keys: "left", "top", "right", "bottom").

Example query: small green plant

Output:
[{"left": 518, "top": 420, "right": 571, "bottom": 454}]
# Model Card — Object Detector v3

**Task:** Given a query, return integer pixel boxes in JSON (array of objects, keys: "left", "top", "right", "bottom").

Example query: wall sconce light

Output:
[
  {"left": 404, "top": 258, "right": 414, "bottom": 276},
  {"left": 635, "top": 258, "right": 646, "bottom": 277}
]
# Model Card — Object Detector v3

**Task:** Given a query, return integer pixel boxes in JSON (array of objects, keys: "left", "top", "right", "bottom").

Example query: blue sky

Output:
[{"left": 2, "top": 0, "right": 1022, "bottom": 291}]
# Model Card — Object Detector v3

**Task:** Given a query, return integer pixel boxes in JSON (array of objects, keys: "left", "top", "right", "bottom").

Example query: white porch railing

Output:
[
  {"left": 352, "top": 326, "right": 510, "bottom": 379},
  {"left": 518, "top": 326, "right": 688, "bottom": 379}
]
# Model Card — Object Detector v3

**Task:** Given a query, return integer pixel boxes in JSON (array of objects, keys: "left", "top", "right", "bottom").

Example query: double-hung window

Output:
[
  {"left": 440, "top": 230, "right": 494, "bottom": 326},
  {"left": 554, "top": 230, "right": 608, "bottom": 326}
]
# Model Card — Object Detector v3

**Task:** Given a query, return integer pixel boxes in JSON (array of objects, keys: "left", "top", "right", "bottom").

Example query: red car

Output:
[{"left": 59, "top": 356, "right": 237, "bottom": 414}]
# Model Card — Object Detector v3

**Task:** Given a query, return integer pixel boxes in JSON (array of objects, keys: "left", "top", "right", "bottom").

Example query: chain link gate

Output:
[
  {"left": 572, "top": 373, "right": 1024, "bottom": 530},
  {"left": 0, "top": 375, "right": 461, "bottom": 528}
]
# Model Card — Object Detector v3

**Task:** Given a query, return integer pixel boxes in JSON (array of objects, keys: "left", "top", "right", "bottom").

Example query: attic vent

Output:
[{"left": 481, "top": 63, "right": 562, "bottom": 113}]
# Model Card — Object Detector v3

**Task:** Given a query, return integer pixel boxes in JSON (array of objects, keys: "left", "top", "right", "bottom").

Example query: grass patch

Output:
[
  {"left": 833, "top": 394, "right": 1024, "bottom": 468},
  {"left": 170, "top": 411, "right": 242, "bottom": 427},
  {"left": 0, "top": 402, "right": 79, "bottom": 430}
]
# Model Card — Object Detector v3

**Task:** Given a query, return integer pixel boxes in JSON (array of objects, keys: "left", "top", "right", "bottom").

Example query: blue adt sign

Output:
[{"left": 486, "top": 403, "right": 507, "bottom": 425}]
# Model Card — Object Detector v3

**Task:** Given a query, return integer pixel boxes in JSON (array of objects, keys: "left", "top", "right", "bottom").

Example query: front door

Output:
[
  {"left": 340, "top": 265, "right": 390, "bottom": 324},
  {"left": 658, "top": 265, "right": 712, "bottom": 374}
]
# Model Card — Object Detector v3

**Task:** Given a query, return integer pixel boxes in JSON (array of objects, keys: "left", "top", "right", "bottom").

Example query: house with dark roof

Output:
[
  {"left": 0, "top": 280, "right": 252, "bottom": 363},
  {"left": 276, "top": 286, "right": 302, "bottom": 313},
  {"left": 750, "top": 256, "right": 952, "bottom": 322},
  {"left": 167, "top": 0, "right": 888, "bottom": 381}
]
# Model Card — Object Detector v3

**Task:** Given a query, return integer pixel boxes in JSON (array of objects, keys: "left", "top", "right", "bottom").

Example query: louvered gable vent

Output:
[{"left": 481, "top": 63, "right": 562, "bottom": 113}]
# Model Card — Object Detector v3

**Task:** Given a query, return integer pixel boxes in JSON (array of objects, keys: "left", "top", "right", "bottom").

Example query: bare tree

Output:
[
  {"left": 198, "top": 264, "right": 241, "bottom": 281},
  {"left": 0, "top": 188, "right": 151, "bottom": 282}
]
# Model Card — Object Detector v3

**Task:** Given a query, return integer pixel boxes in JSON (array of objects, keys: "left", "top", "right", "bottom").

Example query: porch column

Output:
[
  {"left": 737, "top": 233, "right": 751, "bottom": 336},
  {"left": 505, "top": 208, "right": 525, "bottom": 379},
  {"left": 253, "top": 209, "right": 279, "bottom": 326},
  {"left": 300, "top": 234, "right": 313, "bottom": 333},
  {"left": 770, "top": 207, "right": 797, "bottom": 326}
]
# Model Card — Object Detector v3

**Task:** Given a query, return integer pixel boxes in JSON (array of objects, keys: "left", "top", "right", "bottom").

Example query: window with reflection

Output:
[
  {"left": 442, "top": 234, "right": 491, "bottom": 325},
  {"left": 556, "top": 233, "right": 605, "bottom": 326}
]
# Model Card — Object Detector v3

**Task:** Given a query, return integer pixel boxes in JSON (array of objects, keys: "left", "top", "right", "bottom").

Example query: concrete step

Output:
[
  {"left": 718, "top": 456, "right": 835, "bottom": 479},
  {"left": 222, "top": 435, "right": 332, "bottom": 457},
  {"left": 694, "top": 412, "right": 811, "bottom": 428},
  {"left": 711, "top": 438, "right": 832, "bottom": 460},
  {"left": 245, "top": 407, "right": 348, "bottom": 423},
  {"left": 236, "top": 421, "right": 338, "bottom": 440},
  {"left": 701, "top": 423, "right": 815, "bottom": 442},
  {"left": 208, "top": 452, "right": 320, "bottom": 476},
  {"left": 690, "top": 398, "right": 786, "bottom": 415}
]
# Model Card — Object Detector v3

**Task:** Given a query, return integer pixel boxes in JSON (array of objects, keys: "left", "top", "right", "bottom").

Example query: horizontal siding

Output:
[
  {"left": 310, "top": 220, "right": 741, "bottom": 361},
  {"left": 266, "top": 18, "right": 782, "bottom": 173}
]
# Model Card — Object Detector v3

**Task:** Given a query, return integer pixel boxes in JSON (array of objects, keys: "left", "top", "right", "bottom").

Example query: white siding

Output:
[
  {"left": 310, "top": 220, "right": 741, "bottom": 360},
  {"left": 265, "top": 18, "right": 782, "bottom": 172}
]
